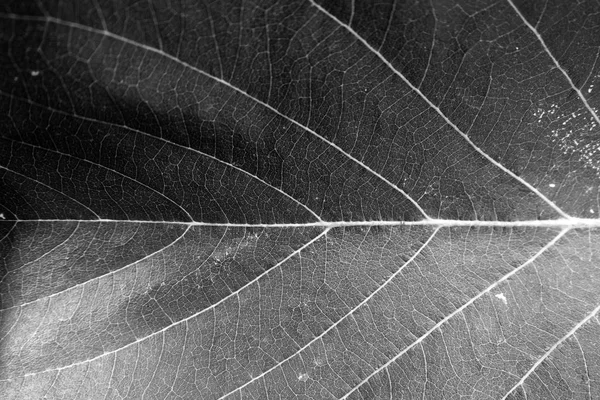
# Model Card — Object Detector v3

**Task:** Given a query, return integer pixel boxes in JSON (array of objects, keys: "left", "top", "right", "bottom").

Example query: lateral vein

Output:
[
  {"left": 501, "top": 302, "right": 600, "bottom": 400},
  {"left": 506, "top": 0, "right": 600, "bottom": 128},
  {"left": 0, "top": 91, "right": 323, "bottom": 223},
  {"left": 0, "top": 12, "right": 431, "bottom": 220},
  {"left": 219, "top": 226, "right": 440, "bottom": 399},
  {"left": 340, "top": 227, "right": 570, "bottom": 399},
  {"left": 308, "top": 0, "right": 572, "bottom": 220},
  {"left": 0, "top": 227, "right": 331, "bottom": 381}
]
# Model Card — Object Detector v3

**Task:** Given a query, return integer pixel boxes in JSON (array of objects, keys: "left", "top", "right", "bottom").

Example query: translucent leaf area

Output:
[{"left": 1, "top": 0, "right": 600, "bottom": 399}]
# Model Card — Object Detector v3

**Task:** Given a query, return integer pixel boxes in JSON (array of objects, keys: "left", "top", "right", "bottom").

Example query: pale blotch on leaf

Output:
[
  {"left": 495, "top": 293, "right": 508, "bottom": 305},
  {"left": 298, "top": 373, "right": 309, "bottom": 382}
]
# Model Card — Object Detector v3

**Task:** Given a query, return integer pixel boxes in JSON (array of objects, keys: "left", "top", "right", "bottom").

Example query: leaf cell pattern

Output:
[{"left": 1, "top": 0, "right": 600, "bottom": 399}]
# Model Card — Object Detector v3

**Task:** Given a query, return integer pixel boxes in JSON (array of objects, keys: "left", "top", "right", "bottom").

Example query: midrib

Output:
[{"left": 6, "top": 217, "right": 600, "bottom": 229}]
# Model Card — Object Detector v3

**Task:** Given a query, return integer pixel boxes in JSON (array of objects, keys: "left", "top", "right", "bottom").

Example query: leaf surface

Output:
[{"left": 1, "top": 0, "right": 600, "bottom": 399}]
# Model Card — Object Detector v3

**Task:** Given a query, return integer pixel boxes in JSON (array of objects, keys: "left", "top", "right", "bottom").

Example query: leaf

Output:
[{"left": 1, "top": 0, "right": 600, "bottom": 399}]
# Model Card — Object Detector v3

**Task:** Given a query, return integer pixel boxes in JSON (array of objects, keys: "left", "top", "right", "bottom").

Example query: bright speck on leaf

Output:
[
  {"left": 495, "top": 293, "right": 508, "bottom": 305},
  {"left": 298, "top": 373, "right": 309, "bottom": 382}
]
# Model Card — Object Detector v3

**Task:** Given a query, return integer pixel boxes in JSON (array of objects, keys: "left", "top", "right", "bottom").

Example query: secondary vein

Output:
[
  {"left": 308, "top": 0, "right": 573, "bottom": 220},
  {"left": 0, "top": 12, "right": 431, "bottom": 220}
]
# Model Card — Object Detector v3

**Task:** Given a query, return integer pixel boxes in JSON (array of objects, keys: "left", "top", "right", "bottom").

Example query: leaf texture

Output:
[{"left": 1, "top": 0, "right": 600, "bottom": 399}]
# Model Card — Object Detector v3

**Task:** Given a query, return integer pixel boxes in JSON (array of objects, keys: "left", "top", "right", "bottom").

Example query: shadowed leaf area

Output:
[{"left": 1, "top": 0, "right": 600, "bottom": 399}]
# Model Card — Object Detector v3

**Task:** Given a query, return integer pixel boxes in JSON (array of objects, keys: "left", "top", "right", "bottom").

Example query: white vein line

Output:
[
  {"left": 340, "top": 227, "right": 570, "bottom": 399},
  {"left": 140, "top": 329, "right": 165, "bottom": 399},
  {"left": 91, "top": 0, "right": 107, "bottom": 32},
  {"left": 501, "top": 302, "right": 600, "bottom": 400},
  {"left": 419, "top": 0, "right": 436, "bottom": 90},
  {"left": 308, "top": 0, "right": 572, "bottom": 220},
  {"left": 5, "top": 217, "right": 600, "bottom": 229},
  {"left": 0, "top": 91, "right": 323, "bottom": 222},
  {"left": 378, "top": 1, "right": 396, "bottom": 52},
  {"left": 219, "top": 226, "right": 440, "bottom": 399},
  {"left": 1, "top": 224, "right": 192, "bottom": 312},
  {"left": 146, "top": 0, "right": 163, "bottom": 51},
  {"left": 0, "top": 218, "right": 16, "bottom": 243},
  {"left": 6, "top": 218, "right": 79, "bottom": 273},
  {"left": 506, "top": 0, "right": 600, "bottom": 127},
  {"left": 0, "top": 13, "right": 429, "bottom": 220},
  {"left": 0, "top": 227, "right": 329, "bottom": 381},
  {"left": 0, "top": 165, "right": 100, "bottom": 219},
  {"left": 574, "top": 334, "right": 593, "bottom": 399}
]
